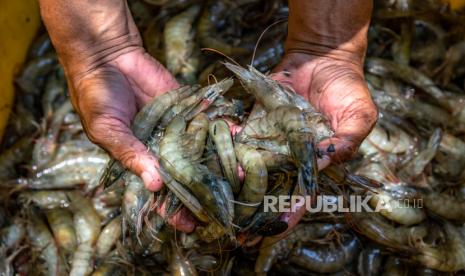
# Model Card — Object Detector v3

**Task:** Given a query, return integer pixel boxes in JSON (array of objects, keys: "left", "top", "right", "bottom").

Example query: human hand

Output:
[{"left": 39, "top": 0, "right": 194, "bottom": 232}]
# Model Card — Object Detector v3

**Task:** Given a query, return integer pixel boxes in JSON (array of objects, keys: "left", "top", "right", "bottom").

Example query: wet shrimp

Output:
[
  {"left": 27, "top": 213, "right": 66, "bottom": 275},
  {"left": 234, "top": 143, "right": 267, "bottom": 226},
  {"left": 20, "top": 191, "right": 70, "bottom": 209},
  {"left": 24, "top": 152, "right": 109, "bottom": 191},
  {"left": 197, "top": 1, "right": 247, "bottom": 55},
  {"left": 209, "top": 119, "right": 240, "bottom": 194},
  {"left": 185, "top": 113, "right": 209, "bottom": 161},
  {"left": 255, "top": 223, "right": 342, "bottom": 275},
  {"left": 45, "top": 208, "right": 77, "bottom": 255},
  {"left": 99, "top": 85, "right": 196, "bottom": 187},
  {"left": 225, "top": 62, "right": 314, "bottom": 112},
  {"left": 67, "top": 192, "right": 101, "bottom": 276},
  {"left": 159, "top": 115, "right": 232, "bottom": 232},
  {"left": 96, "top": 216, "right": 122, "bottom": 258},
  {"left": 350, "top": 211, "right": 427, "bottom": 251},
  {"left": 357, "top": 246, "right": 383, "bottom": 276},
  {"left": 289, "top": 235, "right": 360, "bottom": 273},
  {"left": 164, "top": 5, "right": 201, "bottom": 83}
]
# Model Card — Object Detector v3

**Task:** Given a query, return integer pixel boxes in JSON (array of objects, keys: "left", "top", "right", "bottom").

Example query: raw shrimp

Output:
[
  {"left": 257, "top": 150, "right": 294, "bottom": 172},
  {"left": 164, "top": 5, "right": 201, "bottom": 83},
  {"left": 255, "top": 223, "right": 342, "bottom": 274},
  {"left": 433, "top": 132, "right": 465, "bottom": 179},
  {"left": 234, "top": 143, "right": 267, "bottom": 226},
  {"left": 96, "top": 216, "right": 122, "bottom": 258},
  {"left": 350, "top": 212, "right": 426, "bottom": 251},
  {"left": 158, "top": 115, "right": 232, "bottom": 232},
  {"left": 67, "top": 192, "right": 101, "bottom": 276},
  {"left": 32, "top": 100, "right": 74, "bottom": 169},
  {"left": 25, "top": 152, "right": 109, "bottom": 191},
  {"left": 359, "top": 121, "right": 415, "bottom": 156},
  {"left": 42, "top": 66, "right": 66, "bottom": 118},
  {"left": 225, "top": 62, "right": 314, "bottom": 112},
  {"left": 398, "top": 128, "right": 442, "bottom": 180},
  {"left": 159, "top": 79, "right": 233, "bottom": 128},
  {"left": 209, "top": 119, "right": 240, "bottom": 193},
  {"left": 204, "top": 97, "right": 244, "bottom": 121},
  {"left": 99, "top": 85, "right": 196, "bottom": 187},
  {"left": 45, "top": 208, "right": 77, "bottom": 255},
  {"left": 197, "top": 1, "right": 247, "bottom": 55},
  {"left": 122, "top": 173, "right": 150, "bottom": 241},
  {"left": 20, "top": 190, "right": 70, "bottom": 209},
  {"left": 289, "top": 235, "right": 360, "bottom": 273},
  {"left": 365, "top": 57, "right": 450, "bottom": 110},
  {"left": 27, "top": 213, "right": 66, "bottom": 276},
  {"left": 237, "top": 105, "right": 332, "bottom": 145},
  {"left": 185, "top": 113, "right": 209, "bottom": 160},
  {"left": 414, "top": 222, "right": 465, "bottom": 272}
]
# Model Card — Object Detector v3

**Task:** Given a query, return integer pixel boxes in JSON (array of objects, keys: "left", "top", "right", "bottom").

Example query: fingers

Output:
[
  {"left": 277, "top": 202, "right": 307, "bottom": 238},
  {"left": 157, "top": 201, "right": 196, "bottom": 233},
  {"left": 115, "top": 50, "right": 180, "bottom": 106},
  {"left": 85, "top": 116, "right": 163, "bottom": 192}
]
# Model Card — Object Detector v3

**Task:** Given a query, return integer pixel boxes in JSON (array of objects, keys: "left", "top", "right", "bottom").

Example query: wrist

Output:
[{"left": 285, "top": 0, "right": 372, "bottom": 66}]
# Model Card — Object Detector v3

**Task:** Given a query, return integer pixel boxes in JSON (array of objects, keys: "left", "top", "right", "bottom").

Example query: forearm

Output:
[
  {"left": 286, "top": 0, "right": 372, "bottom": 66},
  {"left": 39, "top": 0, "right": 141, "bottom": 80}
]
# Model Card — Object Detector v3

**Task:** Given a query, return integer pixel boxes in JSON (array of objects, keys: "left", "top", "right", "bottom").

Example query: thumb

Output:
[{"left": 317, "top": 135, "right": 360, "bottom": 171}]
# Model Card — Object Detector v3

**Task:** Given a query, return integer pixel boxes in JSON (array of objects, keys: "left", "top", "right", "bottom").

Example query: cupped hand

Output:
[
  {"left": 272, "top": 52, "right": 377, "bottom": 235},
  {"left": 70, "top": 48, "right": 195, "bottom": 232}
]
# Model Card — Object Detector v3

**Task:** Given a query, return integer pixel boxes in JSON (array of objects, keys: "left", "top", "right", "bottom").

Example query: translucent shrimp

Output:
[
  {"left": 224, "top": 62, "right": 314, "bottom": 112},
  {"left": 164, "top": 5, "right": 201, "bottom": 83},
  {"left": 67, "top": 192, "right": 101, "bottom": 276},
  {"left": 159, "top": 116, "right": 232, "bottom": 233},
  {"left": 27, "top": 213, "right": 66, "bottom": 276},
  {"left": 45, "top": 208, "right": 77, "bottom": 255},
  {"left": 234, "top": 143, "right": 267, "bottom": 226},
  {"left": 185, "top": 113, "right": 209, "bottom": 160},
  {"left": 209, "top": 119, "right": 240, "bottom": 194},
  {"left": 96, "top": 216, "right": 122, "bottom": 258}
]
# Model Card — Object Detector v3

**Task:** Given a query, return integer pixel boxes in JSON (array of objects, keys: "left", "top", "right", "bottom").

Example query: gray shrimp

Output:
[{"left": 209, "top": 119, "right": 240, "bottom": 194}]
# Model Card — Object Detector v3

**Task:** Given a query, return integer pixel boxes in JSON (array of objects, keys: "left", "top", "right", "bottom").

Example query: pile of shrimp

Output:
[{"left": 1, "top": 0, "right": 465, "bottom": 275}]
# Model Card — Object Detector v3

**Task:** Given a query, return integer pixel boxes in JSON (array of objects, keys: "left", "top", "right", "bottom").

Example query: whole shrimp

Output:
[
  {"left": 225, "top": 62, "right": 314, "bottom": 112},
  {"left": 159, "top": 115, "right": 232, "bottom": 233},
  {"left": 289, "top": 235, "right": 360, "bottom": 273},
  {"left": 122, "top": 173, "right": 151, "bottom": 243},
  {"left": 27, "top": 212, "right": 66, "bottom": 276},
  {"left": 67, "top": 192, "right": 101, "bottom": 276},
  {"left": 164, "top": 5, "right": 201, "bottom": 83},
  {"left": 350, "top": 212, "right": 427, "bottom": 251},
  {"left": 159, "top": 79, "right": 233, "bottom": 128},
  {"left": 99, "top": 85, "right": 196, "bottom": 187},
  {"left": 32, "top": 100, "right": 74, "bottom": 169},
  {"left": 234, "top": 143, "right": 267, "bottom": 226},
  {"left": 255, "top": 223, "right": 342, "bottom": 274},
  {"left": 45, "top": 208, "right": 77, "bottom": 255},
  {"left": 238, "top": 105, "right": 332, "bottom": 195},
  {"left": 365, "top": 57, "right": 451, "bottom": 111},
  {"left": 96, "top": 216, "right": 122, "bottom": 258},
  {"left": 25, "top": 152, "right": 109, "bottom": 191},
  {"left": 209, "top": 119, "right": 240, "bottom": 194}
]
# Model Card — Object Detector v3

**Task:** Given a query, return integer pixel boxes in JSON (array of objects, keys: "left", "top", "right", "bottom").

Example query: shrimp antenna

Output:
[
  {"left": 201, "top": 48, "right": 241, "bottom": 66},
  {"left": 250, "top": 18, "right": 287, "bottom": 67}
]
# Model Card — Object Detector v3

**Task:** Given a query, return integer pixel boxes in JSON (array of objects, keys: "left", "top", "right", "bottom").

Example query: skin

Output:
[{"left": 39, "top": 0, "right": 377, "bottom": 234}]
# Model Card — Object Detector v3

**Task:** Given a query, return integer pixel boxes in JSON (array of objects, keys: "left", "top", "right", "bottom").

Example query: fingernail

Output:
[{"left": 317, "top": 156, "right": 331, "bottom": 171}]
